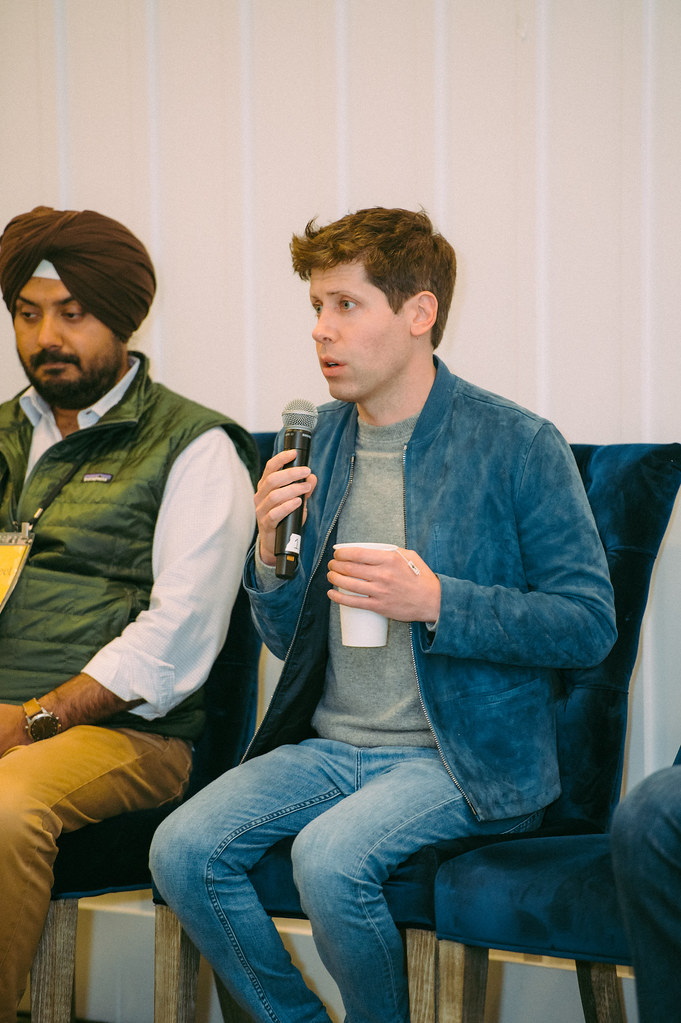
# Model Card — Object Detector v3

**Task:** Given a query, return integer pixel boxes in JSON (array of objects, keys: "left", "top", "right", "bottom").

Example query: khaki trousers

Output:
[{"left": 0, "top": 725, "right": 192, "bottom": 1021}]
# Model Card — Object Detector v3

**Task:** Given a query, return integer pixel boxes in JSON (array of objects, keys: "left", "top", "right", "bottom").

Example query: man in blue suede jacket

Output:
[{"left": 151, "top": 207, "right": 617, "bottom": 1023}]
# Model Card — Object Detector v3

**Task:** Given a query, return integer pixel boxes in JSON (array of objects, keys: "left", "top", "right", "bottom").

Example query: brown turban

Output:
[{"left": 0, "top": 205, "right": 156, "bottom": 340}]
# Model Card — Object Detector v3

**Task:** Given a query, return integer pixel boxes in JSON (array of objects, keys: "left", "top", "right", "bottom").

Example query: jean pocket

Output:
[{"left": 503, "top": 807, "right": 545, "bottom": 835}]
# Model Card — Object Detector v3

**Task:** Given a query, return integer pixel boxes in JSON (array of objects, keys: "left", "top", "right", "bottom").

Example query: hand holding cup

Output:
[{"left": 328, "top": 541, "right": 441, "bottom": 645}]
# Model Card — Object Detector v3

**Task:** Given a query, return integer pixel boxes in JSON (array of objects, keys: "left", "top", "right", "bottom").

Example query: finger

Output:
[
  {"left": 256, "top": 463, "right": 312, "bottom": 513},
  {"left": 257, "top": 449, "right": 308, "bottom": 491},
  {"left": 329, "top": 549, "right": 375, "bottom": 574},
  {"left": 330, "top": 549, "right": 390, "bottom": 571},
  {"left": 327, "top": 568, "right": 370, "bottom": 592},
  {"left": 328, "top": 585, "right": 370, "bottom": 606},
  {"left": 265, "top": 448, "right": 299, "bottom": 472},
  {"left": 257, "top": 464, "right": 312, "bottom": 500},
  {"left": 257, "top": 486, "right": 311, "bottom": 535}
]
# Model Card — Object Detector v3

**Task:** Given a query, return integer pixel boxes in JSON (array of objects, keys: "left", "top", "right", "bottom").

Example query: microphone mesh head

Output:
[{"left": 281, "top": 398, "right": 319, "bottom": 432}]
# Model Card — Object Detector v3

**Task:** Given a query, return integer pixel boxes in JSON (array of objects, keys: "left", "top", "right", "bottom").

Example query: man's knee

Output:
[
  {"left": 291, "top": 816, "right": 365, "bottom": 912},
  {"left": 0, "top": 777, "right": 59, "bottom": 856},
  {"left": 150, "top": 797, "right": 195, "bottom": 871},
  {"left": 149, "top": 803, "right": 206, "bottom": 900},
  {"left": 612, "top": 767, "right": 681, "bottom": 877}
]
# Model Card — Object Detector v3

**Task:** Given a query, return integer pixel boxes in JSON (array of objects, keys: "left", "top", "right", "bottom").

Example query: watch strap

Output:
[{"left": 22, "top": 698, "right": 43, "bottom": 718}]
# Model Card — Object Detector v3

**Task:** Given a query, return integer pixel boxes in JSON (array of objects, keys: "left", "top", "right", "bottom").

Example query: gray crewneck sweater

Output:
[{"left": 311, "top": 415, "right": 434, "bottom": 748}]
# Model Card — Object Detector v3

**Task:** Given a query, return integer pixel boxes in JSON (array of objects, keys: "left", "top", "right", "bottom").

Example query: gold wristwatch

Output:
[{"left": 23, "top": 698, "right": 61, "bottom": 741}]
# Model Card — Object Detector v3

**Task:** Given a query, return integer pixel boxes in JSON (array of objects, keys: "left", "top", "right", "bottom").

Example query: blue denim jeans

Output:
[
  {"left": 611, "top": 764, "right": 681, "bottom": 1023},
  {"left": 150, "top": 739, "right": 542, "bottom": 1023}
]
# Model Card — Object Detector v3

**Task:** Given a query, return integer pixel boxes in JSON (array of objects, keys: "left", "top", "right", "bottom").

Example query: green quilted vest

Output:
[{"left": 0, "top": 353, "right": 258, "bottom": 741}]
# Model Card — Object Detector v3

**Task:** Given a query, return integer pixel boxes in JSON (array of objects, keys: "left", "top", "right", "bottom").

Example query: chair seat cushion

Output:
[
  {"left": 52, "top": 805, "right": 178, "bottom": 898},
  {"left": 434, "top": 834, "right": 631, "bottom": 964}
]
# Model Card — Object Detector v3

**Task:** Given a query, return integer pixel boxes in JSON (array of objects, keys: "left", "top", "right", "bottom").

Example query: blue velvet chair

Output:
[
  {"left": 28, "top": 430, "right": 275, "bottom": 1023},
  {"left": 430, "top": 443, "right": 681, "bottom": 1023}
]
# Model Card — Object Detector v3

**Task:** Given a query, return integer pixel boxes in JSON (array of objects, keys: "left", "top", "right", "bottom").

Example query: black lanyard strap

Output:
[{"left": 26, "top": 459, "right": 85, "bottom": 531}]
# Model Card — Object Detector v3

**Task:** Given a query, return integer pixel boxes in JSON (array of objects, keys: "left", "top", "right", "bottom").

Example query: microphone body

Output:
[{"left": 274, "top": 400, "right": 318, "bottom": 579}]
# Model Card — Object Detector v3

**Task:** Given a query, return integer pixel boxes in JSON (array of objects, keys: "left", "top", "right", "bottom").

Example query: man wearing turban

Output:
[{"left": 0, "top": 206, "right": 258, "bottom": 1016}]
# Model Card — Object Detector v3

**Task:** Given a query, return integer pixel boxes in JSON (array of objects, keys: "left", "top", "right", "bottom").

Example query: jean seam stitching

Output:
[{"left": 202, "top": 788, "right": 342, "bottom": 1022}]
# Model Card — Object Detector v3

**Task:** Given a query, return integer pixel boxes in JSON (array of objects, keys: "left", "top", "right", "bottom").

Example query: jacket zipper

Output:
[
  {"left": 402, "top": 443, "right": 480, "bottom": 818},
  {"left": 242, "top": 454, "right": 357, "bottom": 760}
]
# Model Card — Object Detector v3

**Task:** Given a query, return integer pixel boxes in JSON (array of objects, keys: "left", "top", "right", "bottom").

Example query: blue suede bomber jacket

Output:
[{"left": 244, "top": 358, "right": 617, "bottom": 821}]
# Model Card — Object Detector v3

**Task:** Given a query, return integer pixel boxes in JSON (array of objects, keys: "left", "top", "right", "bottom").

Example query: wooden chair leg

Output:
[
  {"left": 576, "top": 960, "right": 625, "bottom": 1023},
  {"left": 406, "top": 927, "right": 438, "bottom": 1023},
  {"left": 437, "top": 940, "right": 489, "bottom": 1023},
  {"left": 30, "top": 898, "right": 78, "bottom": 1023},
  {"left": 154, "top": 904, "right": 201, "bottom": 1023}
]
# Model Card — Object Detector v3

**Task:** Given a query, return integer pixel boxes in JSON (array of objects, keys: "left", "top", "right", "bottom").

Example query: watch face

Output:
[{"left": 29, "top": 713, "right": 60, "bottom": 741}]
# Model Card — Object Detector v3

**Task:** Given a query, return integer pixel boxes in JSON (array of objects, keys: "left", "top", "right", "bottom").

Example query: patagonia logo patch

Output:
[{"left": 82, "top": 473, "right": 113, "bottom": 483}]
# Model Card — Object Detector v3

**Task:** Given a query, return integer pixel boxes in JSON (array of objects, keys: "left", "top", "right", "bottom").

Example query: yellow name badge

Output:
[{"left": 0, "top": 528, "right": 33, "bottom": 614}]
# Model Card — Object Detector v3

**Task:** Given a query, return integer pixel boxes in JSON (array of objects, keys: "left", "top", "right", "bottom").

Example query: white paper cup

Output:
[{"left": 333, "top": 543, "right": 397, "bottom": 647}]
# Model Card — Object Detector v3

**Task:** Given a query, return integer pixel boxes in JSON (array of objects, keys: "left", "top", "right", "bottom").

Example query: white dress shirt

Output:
[{"left": 19, "top": 358, "right": 255, "bottom": 719}]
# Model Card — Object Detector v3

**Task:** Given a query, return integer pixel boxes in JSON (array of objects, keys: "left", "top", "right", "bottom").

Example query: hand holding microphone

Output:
[
  {"left": 274, "top": 399, "right": 318, "bottom": 578},
  {"left": 254, "top": 399, "right": 318, "bottom": 579}
]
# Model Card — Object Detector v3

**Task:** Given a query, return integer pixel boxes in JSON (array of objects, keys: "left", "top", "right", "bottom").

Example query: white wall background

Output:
[{"left": 3, "top": 1, "right": 680, "bottom": 1021}]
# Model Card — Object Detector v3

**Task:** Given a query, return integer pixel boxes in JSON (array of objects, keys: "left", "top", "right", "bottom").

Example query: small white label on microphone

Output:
[{"left": 285, "top": 534, "right": 302, "bottom": 554}]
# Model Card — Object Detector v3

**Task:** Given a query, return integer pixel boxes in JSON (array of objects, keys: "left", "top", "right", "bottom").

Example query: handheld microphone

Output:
[{"left": 274, "top": 398, "right": 319, "bottom": 579}]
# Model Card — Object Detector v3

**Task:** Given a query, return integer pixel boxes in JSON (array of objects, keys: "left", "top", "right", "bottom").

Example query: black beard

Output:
[{"left": 24, "top": 352, "right": 123, "bottom": 410}]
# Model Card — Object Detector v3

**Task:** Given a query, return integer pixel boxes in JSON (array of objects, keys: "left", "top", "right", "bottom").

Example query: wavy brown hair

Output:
[{"left": 290, "top": 207, "right": 456, "bottom": 349}]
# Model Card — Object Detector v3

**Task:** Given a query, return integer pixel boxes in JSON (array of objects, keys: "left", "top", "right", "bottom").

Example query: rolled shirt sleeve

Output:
[{"left": 84, "top": 427, "right": 255, "bottom": 718}]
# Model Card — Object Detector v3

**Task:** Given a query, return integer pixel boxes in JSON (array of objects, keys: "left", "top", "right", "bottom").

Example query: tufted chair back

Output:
[
  {"left": 427, "top": 442, "right": 681, "bottom": 1023},
  {"left": 544, "top": 443, "right": 681, "bottom": 833}
]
